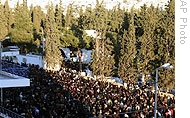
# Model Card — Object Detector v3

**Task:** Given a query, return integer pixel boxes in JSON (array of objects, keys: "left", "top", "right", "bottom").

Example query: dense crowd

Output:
[{"left": 2, "top": 62, "right": 175, "bottom": 118}]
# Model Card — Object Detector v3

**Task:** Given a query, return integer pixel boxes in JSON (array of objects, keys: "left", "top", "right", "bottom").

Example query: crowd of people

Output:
[{"left": 1, "top": 62, "right": 175, "bottom": 118}]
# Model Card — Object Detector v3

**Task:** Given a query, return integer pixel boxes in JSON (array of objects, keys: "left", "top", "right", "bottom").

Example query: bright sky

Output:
[{"left": 1, "top": 0, "right": 169, "bottom": 10}]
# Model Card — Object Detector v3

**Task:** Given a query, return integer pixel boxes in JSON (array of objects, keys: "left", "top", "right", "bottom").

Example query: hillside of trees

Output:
[{"left": 0, "top": 0, "right": 174, "bottom": 90}]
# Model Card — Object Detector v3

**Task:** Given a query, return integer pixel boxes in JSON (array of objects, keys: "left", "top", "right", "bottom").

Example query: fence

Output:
[{"left": 0, "top": 106, "right": 24, "bottom": 118}]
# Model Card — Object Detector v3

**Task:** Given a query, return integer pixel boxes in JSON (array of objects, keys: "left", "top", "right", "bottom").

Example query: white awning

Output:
[{"left": 0, "top": 71, "right": 30, "bottom": 88}]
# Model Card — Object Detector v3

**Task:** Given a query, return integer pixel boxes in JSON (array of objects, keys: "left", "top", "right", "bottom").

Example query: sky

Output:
[{"left": 0, "top": 0, "right": 169, "bottom": 10}]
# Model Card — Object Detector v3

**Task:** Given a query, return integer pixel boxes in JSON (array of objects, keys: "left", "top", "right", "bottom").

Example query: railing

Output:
[{"left": 0, "top": 106, "right": 24, "bottom": 118}]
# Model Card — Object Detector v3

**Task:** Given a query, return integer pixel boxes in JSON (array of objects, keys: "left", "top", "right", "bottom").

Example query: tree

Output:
[
  {"left": 44, "top": 3, "right": 63, "bottom": 70},
  {"left": 59, "top": 3, "right": 80, "bottom": 48},
  {"left": 78, "top": 6, "right": 93, "bottom": 30},
  {"left": 75, "top": 6, "right": 95, "bottom": 49},
  {"left": 80, "top": 31, "right": 93, "bottom": 49},
  {"left": 3, "top": 0, "right": 14, "bottom": 33},
  {"left": 64, "top": 3, "right": 77, "bottom": 28},
  {"left": 60, "top": 29, "right": 79, "bottom": 48},
  {"left": 54, "top": 0, "right": 65, "bottom": 48},
  {"left": 155, "top": 0, "right": 175, "bottom": 90},
  {"left": 90, "top": 0, "right": 116, "bottom": 78},
  {"left": 31, "top": 5, "right": 45, "bottom": 51},
  {"left": 136, "top": 4, "right": 158, "bottom": 77},
  {"left": 32, "top": 6, "right": 44, "bottom": 34},
  {"left": 90, "top": 0, "right": 105, "bottom": 77},
  {"left": 0, "top": 2, "right": 8, "bottom": 40},
  {"left": 106, "top": 4, "right": 125, "bottom": 74},
  {"left": 107, "top": 3, "right": 124, "bottom": 33},
  {"left": 91, "top": 36, "right": 116, "bottom": 78},
  {"left": 118, "top": 8, "right": 137, "bottom": 82},
  {"left": 10, "top": 0, "right": 33, "bottom": 53},
  {"left": 55, "top": 0, "right": 65, "bottom": 31},
  {"left": 101, "top": 37, "right": 116, "bottom": 77}
]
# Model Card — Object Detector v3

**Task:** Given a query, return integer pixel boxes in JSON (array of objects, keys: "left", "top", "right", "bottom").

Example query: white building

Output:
[
  {"left": 2, "top": 46, "right": 43, "bottom": 68},
  {"left": 1, "top": 46, "right": 20, "bottom": 62},
  {"left": 16, "top": 53, "right": 43, "bottom": 68}
]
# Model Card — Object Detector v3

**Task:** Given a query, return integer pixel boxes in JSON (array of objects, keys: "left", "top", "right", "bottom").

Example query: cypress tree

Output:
[
  {"left": 32, "top": 5, "right": 45, "bottom": 49},
  {"left": 77, "top": 6, "right": 94, "bottom": 49},
  {"left": 90, "top": 1, "right": 117, "bottom": 79},
  {"left": 107, "top": 4, "right": 125, "bottom": 75},
  {"left": 0, "top": 2, "right": 8, "bottom": 40},
  {"left": 84, "top": 6, "right": 94, "bottom": 29},
  {"left": 156, "top": 0, "right": 175, "bottom": 90},
  {"left": 102, "top": 37, "right": 116, "bottom": 77},
  {"left": 3, "top": 0, "right": 14, "bottom": 33},
  {"left": 118, "top": 8, "right": 137, "bottom": 82},
  {"left": 64, "top": 3, "right": 77, "bottom": 28},
  {"left": 137, "top": 4, "right": 158, "bottom": 78},
  {"left": 90, "top": 0, "right": 108, "bottom": 78},
  {"left": 55, "top": 0, "right": 65, "bottom": 31},
  {"left": 44, "top": 3, "right": 62, "bottom": 70},
  {"left": 10, "top": 1, "right": 33, "bottom": 53},
  {"left": 32, "top": 6, "right": 44, "bottom": 34},
  {"left": 60, "top": 3, "right": 79, "bottom": 48}
]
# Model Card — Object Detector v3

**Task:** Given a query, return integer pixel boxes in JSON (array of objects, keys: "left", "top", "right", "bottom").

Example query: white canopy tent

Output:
[{"left": 0, "top": 71, "right": 30, "bottom": 105}]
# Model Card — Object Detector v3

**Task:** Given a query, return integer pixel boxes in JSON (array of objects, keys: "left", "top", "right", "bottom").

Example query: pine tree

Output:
[
  {"left": 44, "top": 3, "right": 62, "bottom": 70},
  {"left": 106, "top": 4, "right": 125, "bottom": 75},
  {"left": 78, "top": 6, "right": 92, "bottom": 30},
  {"left": 10, "top": 1, "right": 33, "bottom": 53},
  {"left": 32, "top": 6, "right": 44, "bottom": 34},
  {"left": 64, "top": 3, "right": 77, "bottom": 28},
  {"left": 55, "top": 0, "right": 65, "bottom": 31},
  {"left": 0, "top": 2, "right": 8, "bottom": 40},
  {"left": 76, "top": 6, "right": 94, "bottom": 49},
  {"left": 54, "top": 0, "right": 65, "bottom": 48},
  {"left": 3, "top": 0, "right": 14, "bottom": 33},
  {"left": 137, "top": 4, "right": 158, "bottom": 78},
  {"left": 60, "top": 29, "right": 79, "bottom": 48},
  {"left": 90, "top": 1, "right": 117, "bottom": 78},
  {"left": 59, "top": 3, "right": 80, "bottom": 48},
  {"left": 90, "top": 0, "right": 107, "bottom": 78},
  {"left": 155, "top": 0, "right": 175, "bottom": 90},
  {"left": 118, "top": 8, "right": 137, "bottom": 82},
  {"left": 84, "top": 6, "right": 94, "bottom": 29},
  {"left": 101, "top": 37, "right": 116, "bottom": 77},
  {"left": 32, "top": 5, "right": 45, "bottom": 49}
]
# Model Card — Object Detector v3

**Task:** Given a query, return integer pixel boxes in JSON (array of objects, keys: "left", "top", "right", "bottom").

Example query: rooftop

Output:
[{"left": 0, "top": 71, "right": 30, "bottom": 88}]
